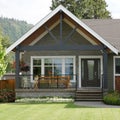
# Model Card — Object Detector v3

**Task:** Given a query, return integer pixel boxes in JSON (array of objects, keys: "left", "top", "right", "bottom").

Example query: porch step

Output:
[
  {"left": 75, "top": 89, "right": 103, "bottom": 101},
  {"left": 75, "top": 99, "right": 102, "bottom": 101}
]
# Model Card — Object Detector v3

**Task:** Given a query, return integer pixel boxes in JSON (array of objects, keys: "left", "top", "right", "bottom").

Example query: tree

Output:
[
  {"left": 0, "top": 33, "right": 7, "bottom": 79},
  {"left": 0, "top": 17, "right": 33, "bottom": 44},
  {"left": 0, "top": 30, "right": 13, "bottom": 73},
  {"left": 50, "top": 0, "right": 111, "bottom": 19}
]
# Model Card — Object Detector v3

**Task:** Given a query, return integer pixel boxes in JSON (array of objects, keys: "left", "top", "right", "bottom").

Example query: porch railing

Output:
[
  {"left": 3, "top": 74, "right": 77, "bottom": 89},
  {"left": 101, "top": 74, "right": 104, "bottom": 99}
]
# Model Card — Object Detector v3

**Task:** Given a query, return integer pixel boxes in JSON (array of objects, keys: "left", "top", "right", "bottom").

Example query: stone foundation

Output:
[{"left": 16, "top": 89, "right": 75, "bottom": 98}]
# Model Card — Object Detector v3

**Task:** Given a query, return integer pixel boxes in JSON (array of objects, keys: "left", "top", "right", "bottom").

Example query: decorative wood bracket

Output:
[{"left": 44, "top": 25, "right": 58, "bottom": 42}]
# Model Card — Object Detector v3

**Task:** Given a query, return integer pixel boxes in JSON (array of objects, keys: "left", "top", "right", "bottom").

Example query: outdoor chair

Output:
[
  {"left": 22, "top": 77, "right": 30, "bottom": 88},
  {"left": 34, "top": 76, "right": 39, "bottom": 89}
]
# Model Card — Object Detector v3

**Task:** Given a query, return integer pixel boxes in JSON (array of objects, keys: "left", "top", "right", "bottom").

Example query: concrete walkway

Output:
[{"left": 74, "top": 101, "right": 120, "bottom": 108}]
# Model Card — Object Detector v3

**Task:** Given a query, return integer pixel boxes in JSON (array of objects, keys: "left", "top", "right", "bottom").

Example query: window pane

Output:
[
  {"left": 54, "top": 58, "right": 62, "bottom": 65},
  {"left": 115, "top": 58, "right": 120, "bottom": 74},
  {"left": 33, "top": 59, "right": 41, "bottom": 65},
  {"left": 65, "top": 58, "right": 73, "bottom": 65},
  {"left": 65, "top": 58, "right": 73, "bottom": 75},
  {"left": 88, "top": 60, "right": 94, "bottom": 80},
  {"left": 33, "top": 67, "right": 41, "bottom": 76},
  {"left": 45, "top": 58, "right": 52, "bottom": 65},
  {"left": 97, "top": 60, "right": 100, "bottom": 79},
  {"left": 44, "top": 58, "right": 52, "bottom": 75},
  {"left": 33, "top": 59, "right": 41, "bottom": 77},
  {"left": 45, "top": 67, "right": 52, "bottom": 76},
  {"left": 54, "top": 66, "right": 62, "bottom": 75},
  {"left": 54, "top": 58, "right": 62, "bottom": 75},
  {"left": 65, "top": 58, "right": 74, "bottom": 80},
  {"left": 65, "top": 66, "right": 73, "bottom": 75},
  {"left": 81, "top": 60, "right": 84, "bottom": 80}
]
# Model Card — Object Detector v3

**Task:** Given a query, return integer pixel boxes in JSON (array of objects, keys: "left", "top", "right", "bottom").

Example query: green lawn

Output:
[{"left": 0, "top": 102, "right": 120, "bottom": 120}]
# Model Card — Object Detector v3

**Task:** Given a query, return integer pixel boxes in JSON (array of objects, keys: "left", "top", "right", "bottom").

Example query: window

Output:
[
  {"left": 31, "top": 56, "right": 75, "bottom": 82},
  {"left": 65, "top": 58, "right": 74, "bottom": 79},
  {"left": 115, "top": 57, "right": 120, "bottom": 74},
  {"left": 33, "top": 59, "right": 41, "bottom": 76}
]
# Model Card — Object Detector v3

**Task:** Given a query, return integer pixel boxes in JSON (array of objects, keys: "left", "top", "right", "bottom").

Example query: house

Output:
[{"left": 6, "top": 5, "right": 120, "bottom": 100}]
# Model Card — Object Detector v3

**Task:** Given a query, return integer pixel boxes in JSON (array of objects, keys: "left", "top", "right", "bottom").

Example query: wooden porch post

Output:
[
  {"left": 15, "top": 46, "right": 20, "bottom": 88},
  {"left": 103, "top": 49, "right": 108, "bottom": 89},
  {"left": 76, "top": 55, "right": 79, "bottom": 89}
]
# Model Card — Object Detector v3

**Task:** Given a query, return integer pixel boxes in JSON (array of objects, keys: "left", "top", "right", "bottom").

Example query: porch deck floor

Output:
[{"left": 15, "top": 88, "right": 76, "bottom": 92}]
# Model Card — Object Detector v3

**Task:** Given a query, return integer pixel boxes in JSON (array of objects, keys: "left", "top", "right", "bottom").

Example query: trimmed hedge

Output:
[
  {"left": 103, "top": 91, "right": 120, "bottom": 105},
  {"left": 0, "top": 89, "right": 15, "bottom": 102}
]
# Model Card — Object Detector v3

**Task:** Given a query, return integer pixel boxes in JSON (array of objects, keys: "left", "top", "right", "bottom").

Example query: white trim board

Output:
[
  {"left": 79, "top": 56, "right": 103, "bottom": 88},
  {"left": 113, "top": 56, "right": 120, "bottom": 90},
  {"left": 6, "top": 5, "right": 118, "bottom": 54}
]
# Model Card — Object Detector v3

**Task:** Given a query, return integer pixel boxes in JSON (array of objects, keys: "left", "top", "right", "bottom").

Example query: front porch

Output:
[{"left": 15, "top": 73, "right": 103, "bottom": 100}]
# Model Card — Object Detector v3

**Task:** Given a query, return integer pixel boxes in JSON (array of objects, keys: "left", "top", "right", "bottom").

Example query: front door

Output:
[{"left": 81, "top": 59, "right": 101, "bottom": 87}]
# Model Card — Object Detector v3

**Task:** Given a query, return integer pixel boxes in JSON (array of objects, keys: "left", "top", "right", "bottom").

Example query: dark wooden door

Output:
[{"left": 81, "top": 59, "right": 100, "bottom": 87}]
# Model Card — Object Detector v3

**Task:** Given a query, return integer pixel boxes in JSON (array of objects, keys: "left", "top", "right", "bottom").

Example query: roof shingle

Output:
[{"left": 82, "top": 19, "right": 120, "bottom": 52}]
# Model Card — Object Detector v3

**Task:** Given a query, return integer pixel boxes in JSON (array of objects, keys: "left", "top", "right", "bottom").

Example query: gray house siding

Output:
[{"left": 107, "top": 54, "right": 114, "bottom": 90}]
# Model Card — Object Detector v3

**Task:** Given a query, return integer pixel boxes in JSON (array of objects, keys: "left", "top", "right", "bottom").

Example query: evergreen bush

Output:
[{"left": 103, "top": 91, "right": 120, "bottom": 105}]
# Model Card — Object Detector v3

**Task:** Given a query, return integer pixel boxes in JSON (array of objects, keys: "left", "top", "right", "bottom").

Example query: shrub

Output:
[
  {"left": 0, "top": 95, "right": 4, "bottom": 102},
  {"left": 0, "top": 89, "right": 15, "bottom": 103},
  {"left": 103, "top": 91, "right": 120, "bottom": 105}
]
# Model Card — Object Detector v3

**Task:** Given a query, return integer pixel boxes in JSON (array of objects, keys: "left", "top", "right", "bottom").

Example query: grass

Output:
[{"left": 0, "top": 102, "right": 120, "bottom": 120}]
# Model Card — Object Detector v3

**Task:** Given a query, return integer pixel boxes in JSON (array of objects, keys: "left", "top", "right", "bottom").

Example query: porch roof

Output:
[{"left": 6, "top": 5, "right": 118, "bottom": 54}]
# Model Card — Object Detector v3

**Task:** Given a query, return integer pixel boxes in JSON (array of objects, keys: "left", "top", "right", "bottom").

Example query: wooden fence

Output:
[{"left": 0, "top": 79, "right": 15, "bottom": 91}]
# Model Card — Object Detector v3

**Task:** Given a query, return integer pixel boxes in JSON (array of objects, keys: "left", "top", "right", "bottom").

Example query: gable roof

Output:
[{"left": 6, "top": 5, "right": 119, "bottom": 54}]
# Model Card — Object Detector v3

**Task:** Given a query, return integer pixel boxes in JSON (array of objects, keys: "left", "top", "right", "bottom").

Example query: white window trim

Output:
[
  {"left": 113, "top": 56, "right": 120, "bottom": 90},
  {"left": 113, "top": 56, "right": 120, "bottom": 76},
  {"left": 30, "top": 56, "right": 76, "bottom": 82},
  {"left": 79, "top": 55, "right": 103, "bottom": 88}
]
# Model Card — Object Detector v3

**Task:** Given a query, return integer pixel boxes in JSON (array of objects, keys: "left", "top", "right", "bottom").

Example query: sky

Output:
[{"left": 0, "top": 0, "right": 120, "bottom": 25}]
